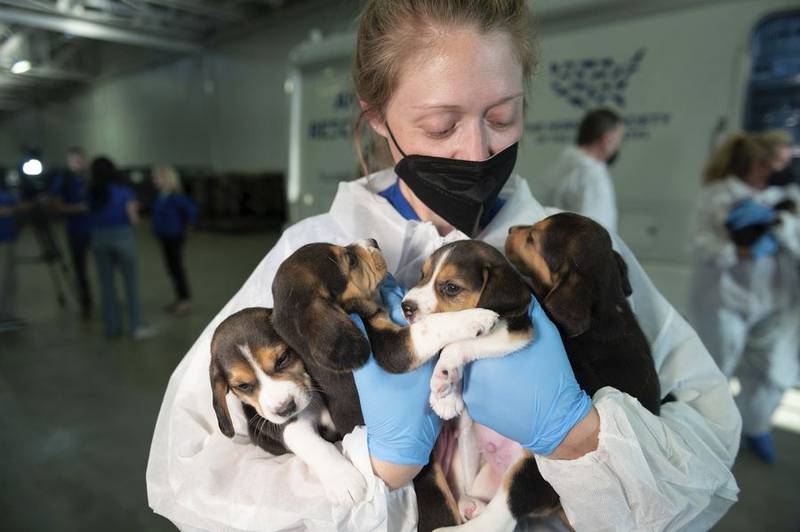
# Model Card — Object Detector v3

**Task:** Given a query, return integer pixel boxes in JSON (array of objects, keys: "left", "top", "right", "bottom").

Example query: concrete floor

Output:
[{"left": 1, "top": 224, "right": 798, "bottom": 531}]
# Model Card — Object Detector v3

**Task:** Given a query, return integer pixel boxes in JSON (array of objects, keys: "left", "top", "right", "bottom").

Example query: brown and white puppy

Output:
[
  {"left": 210, "top": 307, "right": 367, "bottom": 507},
  {"left": 271, "top": 239, "right": 495, "bottom": 531},
  {"left": 399, "top": 240, "right": 533, "bottom": 419},
  {"left": 435, "top": 212, "right": 663, "bottom": 532},
  {"left": 506, "top": 212, "right": 661, "bottom": 415}
]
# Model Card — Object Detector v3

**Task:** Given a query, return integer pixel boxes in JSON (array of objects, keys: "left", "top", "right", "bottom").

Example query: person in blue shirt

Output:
[
  {"left": 151, "top": 165, "right": 197, "bottom": 315},
  {"left": 50, "top": 147, "right": 93, "bottom": 320},
  {"left": 0, "top": 171, "right": 23, "bottom": 332},
  {"left": 88, "top": 156, "right": 153, "bottom": 339}
]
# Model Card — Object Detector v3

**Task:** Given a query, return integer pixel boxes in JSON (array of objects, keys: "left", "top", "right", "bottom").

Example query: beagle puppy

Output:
[
  {"left": 398, "top": 240, "right": 534, "bottom": 419},
  {"left": 209, "top": 307, "right": 367, "bottom": 506},
  {"left": 506, "top": 212, "right": 661, "bottom": 416}
]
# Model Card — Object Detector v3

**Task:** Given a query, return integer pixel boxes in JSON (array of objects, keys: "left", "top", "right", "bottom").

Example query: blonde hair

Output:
[
  {"left": 152, "top": 165, "right": 183, "bottom": 193},
  {"left": 352, "top": 0, "right": 537, "bottom": 176},
  {"left": 703, "top": 129, "right": 792, "bottom": 183}
]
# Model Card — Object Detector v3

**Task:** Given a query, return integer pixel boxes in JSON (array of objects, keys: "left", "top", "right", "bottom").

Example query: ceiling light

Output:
[
  {"left": 10, "top": 60, "right": 31, "bottom": 74},
  {"left": 22, "top": 158, "right": 43, "bottom": 176}
]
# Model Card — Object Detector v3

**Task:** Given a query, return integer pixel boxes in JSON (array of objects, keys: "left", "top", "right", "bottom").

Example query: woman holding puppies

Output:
[
  {"left": 689, "top": 130, "right": 799, "bottom": 464},
  {"left": 148, "top": 1, "right": 740, "bottom": 530}
]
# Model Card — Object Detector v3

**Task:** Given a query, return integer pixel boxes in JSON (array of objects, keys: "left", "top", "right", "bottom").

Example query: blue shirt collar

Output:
[
  {"left": 378, "top": 180, "right": 420, "bottom": 221},
  {"left": 379, "top": 179, "right": 507, "bottom": 228}
]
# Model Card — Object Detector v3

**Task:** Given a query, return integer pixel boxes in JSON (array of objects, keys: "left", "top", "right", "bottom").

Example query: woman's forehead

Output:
[{"left": 388, "top": 28, "right": 523, "bottom": 115}]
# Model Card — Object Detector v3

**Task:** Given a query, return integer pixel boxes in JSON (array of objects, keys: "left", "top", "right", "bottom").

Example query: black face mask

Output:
[{"left": 386, "top": 124, "right": 518, "bottom": 236}]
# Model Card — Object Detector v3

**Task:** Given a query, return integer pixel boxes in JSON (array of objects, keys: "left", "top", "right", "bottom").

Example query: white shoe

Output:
[{"left": 131, "top": 324, "right": 157, "bottom": 340}]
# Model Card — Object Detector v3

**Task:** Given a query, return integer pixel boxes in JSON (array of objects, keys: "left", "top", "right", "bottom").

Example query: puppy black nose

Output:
[
  {"left": 368, "top": 238, "right": 379, "bottom": 250},
  {"left": 401, "top": 300, "right": 417, "bottom": 320},
  {"left": 276, "top": 399, "right": 296, "bottom": 418}
]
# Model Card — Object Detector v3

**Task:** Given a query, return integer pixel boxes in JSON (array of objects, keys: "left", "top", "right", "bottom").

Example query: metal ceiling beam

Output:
[
  {"left": 0, "top": 6, "right": 203, "bottom": 52},
  {"left": 140, "top": 0, "right": 245, "bottom": 22}
]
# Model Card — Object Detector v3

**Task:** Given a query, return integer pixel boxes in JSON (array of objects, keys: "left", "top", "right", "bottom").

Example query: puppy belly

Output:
[{"left": 472, "top": 423, "right": 524, "bottom": 494}]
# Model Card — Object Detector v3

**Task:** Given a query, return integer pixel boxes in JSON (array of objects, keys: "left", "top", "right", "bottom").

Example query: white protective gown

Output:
[
  {"left": 147, "top": 170, "right": 740, "bottom": 532},
  {"left": 548, "top": 146, "right": 618, "bottom": 233},
  {"left": 688, "top": 176, "right": 800, "bottom": 435}
]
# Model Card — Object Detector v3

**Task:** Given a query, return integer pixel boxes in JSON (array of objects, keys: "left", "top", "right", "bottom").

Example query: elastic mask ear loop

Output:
[{"left": 385, "top": 122, "right": 408, "bottom": 158}]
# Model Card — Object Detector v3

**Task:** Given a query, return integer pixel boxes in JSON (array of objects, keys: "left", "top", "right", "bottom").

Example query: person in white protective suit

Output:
[
  {"left": 547, "top": 108, "right": 624, "bottom": 233},
  {"left": 146, "top": 1, "right": 741, "bottom": 530},
  {"left": 688, "top": 130, "right": 800, "bottom": 464}
]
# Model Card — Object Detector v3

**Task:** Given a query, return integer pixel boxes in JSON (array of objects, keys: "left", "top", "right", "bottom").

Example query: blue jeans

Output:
[{"left": 91, "top": 226, "right": 141, "bottom": 336}]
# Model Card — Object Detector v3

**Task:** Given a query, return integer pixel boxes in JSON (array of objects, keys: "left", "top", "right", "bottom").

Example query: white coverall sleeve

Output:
[
  {"left": 535, "top": 237, "right": 741, "bottom": 532},
  {"left": 689, "top": 187, "right": 738, "bottom": 269},
  {"left": 146, "top": 221, "right": 417, "bottom": 532}
]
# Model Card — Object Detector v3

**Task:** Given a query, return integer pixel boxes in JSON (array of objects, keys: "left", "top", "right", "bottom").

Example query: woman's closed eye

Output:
[{"left": 426, "top": 124, "right": 457, "bottom": 140}]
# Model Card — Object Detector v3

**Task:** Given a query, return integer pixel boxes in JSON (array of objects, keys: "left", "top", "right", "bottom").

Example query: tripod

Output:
[{"left": 17, "top": 199, "right": 75, "bottom": 308}]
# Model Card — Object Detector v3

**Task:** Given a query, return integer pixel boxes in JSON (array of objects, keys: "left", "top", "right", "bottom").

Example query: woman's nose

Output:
[{"left": 456, "top": 124, "right": 491, "bottom": 162}]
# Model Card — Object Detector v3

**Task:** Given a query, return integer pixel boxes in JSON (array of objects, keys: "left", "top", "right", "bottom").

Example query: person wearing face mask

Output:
[
  {"left": 547, "top": 108, "right": 624, "bottom": 232},
  {"left": 147, "top": 2, "right": 739, "bottom": 531},
  {"left": 688, "top": 130, "right": 800, "bottom": 464}
]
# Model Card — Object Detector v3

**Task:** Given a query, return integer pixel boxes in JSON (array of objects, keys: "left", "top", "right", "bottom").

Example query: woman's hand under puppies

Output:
[
  {"left": 462, "top": 296, "right": 595, "bottom": 457},
  {"left": 351, "top": 275, "right": 441, "bottom": 486}
]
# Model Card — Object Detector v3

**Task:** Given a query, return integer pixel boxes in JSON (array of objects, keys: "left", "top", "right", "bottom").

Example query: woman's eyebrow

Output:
[{"left": 411, "top": 92, "right": 524, "bottom": 111}]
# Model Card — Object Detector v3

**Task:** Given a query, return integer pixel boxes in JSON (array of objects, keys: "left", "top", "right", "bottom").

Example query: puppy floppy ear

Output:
[
  {"left": 543, "top": 268, "right": 592, "bottom": 338},
  {"left": 613, "top": 251, "right": 633, "bottom": 297},
  {"left": 209, "top": 358, "right": 234, "bottom": 438},
  {"left": 477, "top": 261, "right": 531, "bottom": 314},
  {"left": 272, "top": 286, "right": 370, "bottom": 373}
]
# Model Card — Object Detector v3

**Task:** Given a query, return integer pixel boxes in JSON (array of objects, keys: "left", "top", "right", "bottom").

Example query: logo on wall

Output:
[{"left": 549, "top": 48, "right": 646, "bottom": 109}]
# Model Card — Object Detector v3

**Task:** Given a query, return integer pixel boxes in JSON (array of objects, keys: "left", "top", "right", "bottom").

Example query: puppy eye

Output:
[
  {"left": 236, "top": 383, "right": 254, "bottom": 393},
  {"left": 527, "top": 233, "right": 535, "bottom": 244},
  {"left": 441, "top": 282, "right": 461, "bottom": 297},
  {"left": 347, "top": 249, "right": 358, "bottom": 268},
  {"left": 275, "top": 352, "right": 290, "bottom": 371}
]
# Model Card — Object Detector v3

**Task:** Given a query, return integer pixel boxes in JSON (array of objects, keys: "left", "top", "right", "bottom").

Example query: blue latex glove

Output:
[
  {"left": 750, "top": 232, "right": 780, "bottom": 259},
  {"left": 462, "top": 296, "right": 592, "bottom": 456},
  {"left": 725, "top": 199, "right": 777, "bottom": 230},
  {"left": 351, "top": 275, "right": 441, "bottom": 465}
]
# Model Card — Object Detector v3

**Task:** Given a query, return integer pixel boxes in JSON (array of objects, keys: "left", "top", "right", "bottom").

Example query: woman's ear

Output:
[
  {"left": 543, "top": 269, "right": 592, "bottom": 338},
  {"left": 209, "top": 359, "right": 234, "bottom": 438},
  {"left": 359, "top": 99, "right": 389, "bottom": 139}
]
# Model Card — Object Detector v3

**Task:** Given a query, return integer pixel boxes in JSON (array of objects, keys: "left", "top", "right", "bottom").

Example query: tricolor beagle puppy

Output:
[
  {"left": 398, "top": 240, "right": 534, "bottom": 419},
  {"left": 506, "top": 212, "right": 661, "bottom": 416},
  {"left": 209, "top": 307, "right": 368, "bottom": 506}
]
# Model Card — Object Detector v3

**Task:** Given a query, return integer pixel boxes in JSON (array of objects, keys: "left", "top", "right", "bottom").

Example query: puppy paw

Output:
[
  {"left": 316, "top": 460, "right": 368, "bottom": 507},
  {"left": 430, "top": 390, "right": 464, "bottom": 420},
  {"left": 431, "top": 359, "right": 461, "bottom": 398},
  {"left": 458, "top": 496, "right": 487, "bottom": 521},
  {"left": 464, "top": 308, "right": 499, "bottom": 337}
]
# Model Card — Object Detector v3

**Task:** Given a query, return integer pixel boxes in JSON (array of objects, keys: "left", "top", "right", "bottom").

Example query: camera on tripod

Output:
[{"left": 12, "top": 152, "right": 76, "bottom": 308}]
